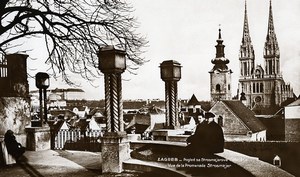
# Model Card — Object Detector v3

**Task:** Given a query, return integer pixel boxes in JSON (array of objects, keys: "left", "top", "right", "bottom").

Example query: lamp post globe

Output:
[
  {"left": 35, "top": 72, "right": 50, "bottom": 126},
  {"left": 35, "top": 72, "right": 50, "bottom": 89},
  {"left": 98, "top": 45, "right": 126, "bottom": 74},
  {"left": 160, "top": 60, "right": 181, "bottom": 81}
]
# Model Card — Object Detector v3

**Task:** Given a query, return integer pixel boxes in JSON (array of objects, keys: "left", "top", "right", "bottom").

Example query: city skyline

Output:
[{"left": 25, "top": 0, "right": 300, "bottom": 100}]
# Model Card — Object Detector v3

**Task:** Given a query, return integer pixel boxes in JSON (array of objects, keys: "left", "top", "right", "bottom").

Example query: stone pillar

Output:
[
  {"left": 98, "top": 45, "right": 129, "bottom": 173},
  {"left": 25, "top": 126, "right": 51, "bottom": 151},
  {"left": 160, "top": 60, "right": 182, "bottom": 129},
  {"left": 101, "top": 132, "right": 129, "bottom": 173}
]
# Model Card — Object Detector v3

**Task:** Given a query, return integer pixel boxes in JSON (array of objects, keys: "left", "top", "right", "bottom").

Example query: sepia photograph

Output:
[{"left": 0, "top": 0, "right": 299, "bottom": 176}]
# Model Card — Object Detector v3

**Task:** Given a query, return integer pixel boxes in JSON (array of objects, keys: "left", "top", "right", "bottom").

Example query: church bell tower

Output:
[{"left": 209, "top": 28, "right": 232, "bottom": 102}]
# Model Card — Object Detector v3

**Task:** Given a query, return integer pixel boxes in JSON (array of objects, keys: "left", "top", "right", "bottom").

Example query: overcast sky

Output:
[{"left": 27, "top": 0, "right": 300, "bottom": 101}]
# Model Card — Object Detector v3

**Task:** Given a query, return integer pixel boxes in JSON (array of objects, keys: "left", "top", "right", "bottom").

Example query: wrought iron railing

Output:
[{"left": 53, "top": 129, "right": 103, "bottom": 151}]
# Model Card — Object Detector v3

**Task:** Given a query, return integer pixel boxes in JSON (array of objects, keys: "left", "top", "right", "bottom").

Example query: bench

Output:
[{"left": 0, "top": 136, "right": 16, "bottom": 165}]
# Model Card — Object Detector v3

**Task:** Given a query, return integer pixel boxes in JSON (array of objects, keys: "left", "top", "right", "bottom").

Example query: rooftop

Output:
[{"left": 221, "top": 100, "right": 266, "bottom": 133}]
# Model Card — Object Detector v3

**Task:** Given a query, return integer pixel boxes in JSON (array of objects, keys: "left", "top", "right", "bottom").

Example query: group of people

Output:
[{"left": 186, "top": 112, "right": 224, "bottom": 157}]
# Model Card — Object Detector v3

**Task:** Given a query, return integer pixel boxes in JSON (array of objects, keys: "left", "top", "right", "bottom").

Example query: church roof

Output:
[{"left": 221, "top": 100, "right": 266, "bottom": 133}]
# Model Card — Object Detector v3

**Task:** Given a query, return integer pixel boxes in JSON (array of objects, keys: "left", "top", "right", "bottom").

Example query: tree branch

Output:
[{"left": 0, "top": 0, "right": 148, "bottom": 85}]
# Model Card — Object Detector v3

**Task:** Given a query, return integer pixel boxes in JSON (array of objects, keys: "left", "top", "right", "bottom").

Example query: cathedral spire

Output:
[
  {"left": 239, "top": 0, "right": 255, "bottom": 78},
  {"left": 267, "top": 0, "right": 275, "bottom": 39},
  {"left": 242, "top": 0, "right": 251, "bottom": 44},
  {"left": 264, "top": 0, "right": 279, "bottom": 56},
  {"left": 264, "top": 0, "right": 280, "bottom": 76}
]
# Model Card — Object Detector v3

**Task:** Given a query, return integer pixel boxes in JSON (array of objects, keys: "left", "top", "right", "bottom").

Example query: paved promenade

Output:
[
  {"left": 0, "top": 149, "right": 296, "bottom": 177},
  {"left": 0, "top": 150, "right": 143, "bottom": 177}
]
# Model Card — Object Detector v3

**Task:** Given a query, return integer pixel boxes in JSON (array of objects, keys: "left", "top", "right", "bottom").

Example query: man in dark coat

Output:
[
  {"left": 206, "top": 112, "right": 224, "bottom": 154},
  {"left": 186, "top": 112, "right": 224, "bottom": 157},
  {"left": 186, "top": 112, "right": 210, "bottom": 157},
  {"left": 4, "top": 130, "right": 26, "bottom": 159},
  {"left": 185, "top": 112, "right": 225, "bottom": 176}
]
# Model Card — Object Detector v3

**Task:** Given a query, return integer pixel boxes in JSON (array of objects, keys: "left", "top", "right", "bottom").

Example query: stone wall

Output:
[
  {"left": 210, "top": 102, "right": 249, "bottom": 135},
  {"left": 285, "top": 119, "right": 300, "bottom": 142},
  {"left": 258, "top": 116, "right": 285, "bottom": 141},
  {"left": 0, "top": 97, "right": 31, "bottom": 145},
  {"left": 225, "top": 141, "right": 300, "bottom": 177}
]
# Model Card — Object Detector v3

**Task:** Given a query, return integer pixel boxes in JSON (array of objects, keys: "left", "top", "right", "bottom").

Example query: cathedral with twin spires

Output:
[
  {"left": 210, "top": 0, "right": 294, "bottom": 113},
  {"left": 238, "top": 0, "right": 294, "bottom": 112}
]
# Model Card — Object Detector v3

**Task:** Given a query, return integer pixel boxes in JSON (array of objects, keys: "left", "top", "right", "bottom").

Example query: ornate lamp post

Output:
[
  {"left": 98, "top": 45, "right": 126, "bottom": 132},
  {"left": 98, "top": 45, "right": 129, "bottom": 173},
  {"left": 160, "top": 60, "right": 181, "bottom": 129},
  {"left": 26, "top": 72, "right": 51, "bottom": 151},
  {"left": 35, "top": 72, "right": 50, "bottom": 126}
]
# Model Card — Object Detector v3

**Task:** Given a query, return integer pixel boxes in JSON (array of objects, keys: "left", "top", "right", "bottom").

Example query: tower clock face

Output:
[{"left": 255, "top": 96, "right": 262, "bottom": 103}]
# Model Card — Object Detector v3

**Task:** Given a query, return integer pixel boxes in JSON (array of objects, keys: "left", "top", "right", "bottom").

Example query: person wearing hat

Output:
[
  {"left": 205, "top": 112, "right": 224, "bottom": 154},
  {"left": 184, "top": 112, "right": 225, "bottom": 176},
  {"left": 186, "top": 112, "right": 210, "bottom": 157}
]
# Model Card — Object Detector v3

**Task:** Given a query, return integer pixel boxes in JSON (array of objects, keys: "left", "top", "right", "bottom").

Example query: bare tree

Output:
[{"left": 0, "top": 0, "right": 147, "bottom": 84}]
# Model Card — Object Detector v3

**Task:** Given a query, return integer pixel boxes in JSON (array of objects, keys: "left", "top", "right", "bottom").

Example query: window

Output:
[
  {"left": 0, "top": 54, "right": 8, "bottom": 78},
  {"left": 253, "top": 83, "right": 256, "bottom": 93},
  {"left": 255, "top": 69, "right": 261, "bottom": 78},
  {"left": 255, "top": 96, "right": 262, "bottom": 103},
  {"left": 228, "top": 84, "right": 230, "bottom": 90},
  {"left": 218, "top": 116, "right": 223, "bottom": 126},
  {"left": 243, "top": 62, "right": 247, "bottom": 76},
  {"left": 216, "top": 84, "right": 221, "bottom": 92},
  {"left": 260, "top": 83, "right": 264, "bottom": 92},
  {"left": 268, "top": 60, "right": 272, "bottom": 75}
]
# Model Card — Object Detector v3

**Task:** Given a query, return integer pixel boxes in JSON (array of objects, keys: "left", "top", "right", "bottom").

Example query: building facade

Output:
[
  {"left": 238, "top": 1, "right": 294, "bottom": 111},
  {"left": 0, "top": 53, "right": 31, "bottom": 145},
  {"left": 284, "top": 99, "right": 300, "bottom": 142}
]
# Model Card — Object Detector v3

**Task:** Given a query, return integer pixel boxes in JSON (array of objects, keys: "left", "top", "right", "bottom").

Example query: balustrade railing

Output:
[{"left": 53, "top": 129, "right": 103, "bottom": 151}]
